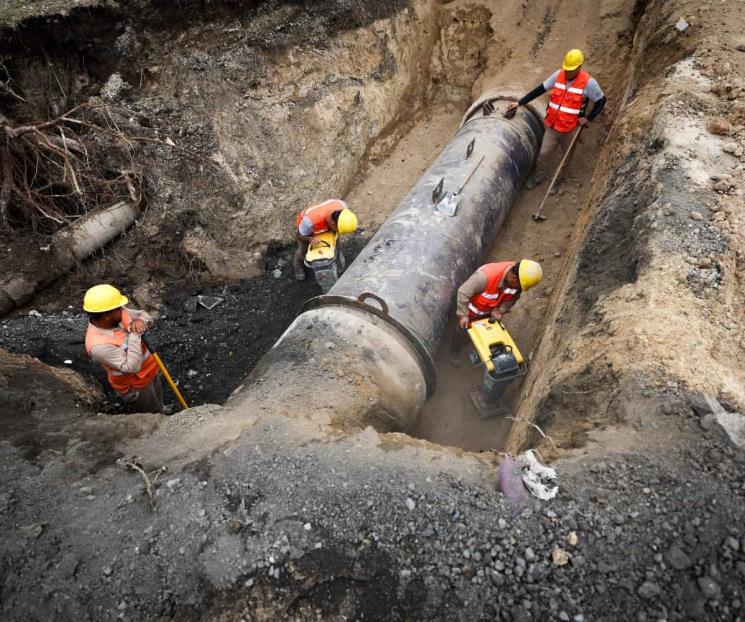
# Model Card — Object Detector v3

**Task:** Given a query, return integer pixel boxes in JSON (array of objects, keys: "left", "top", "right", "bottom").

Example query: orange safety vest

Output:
[
  {"left": 468, "top": 262, "right": 520, "bottom": 319},
  {"left": 85, "top": 310, "right": 159, "bottom": 394},
  {"left": 545, "top": 69, "right": 591, "bottom": 133},
  {"left": 296, "top": 199, "right": 347, "bottom": 235}
]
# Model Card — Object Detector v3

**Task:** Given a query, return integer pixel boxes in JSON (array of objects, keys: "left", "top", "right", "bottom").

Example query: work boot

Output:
[
  {"left": 294, "top": 266, "right": 307, "bottom": 281},
  {"left": 525, "top": 172, "right": 546, "bottom": 190},
  {"left": 549, "top": 177, "right": 565, "bottom": 196},
  {"left": 448, "top": 343, "right": 464, "bottom": 367}
]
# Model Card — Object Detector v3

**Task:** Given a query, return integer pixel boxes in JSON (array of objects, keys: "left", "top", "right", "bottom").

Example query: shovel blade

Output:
[
  {"left": 436, "top": 191, "right": 459, "bottom": 217},
  {"left": 531, "top": 212, "right": 547, "bottom": 221}
]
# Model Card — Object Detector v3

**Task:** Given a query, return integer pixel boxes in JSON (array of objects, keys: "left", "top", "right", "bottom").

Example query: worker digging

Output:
[
  {"left": 450, "top": 260, "right": 543, "bottom": 364},
  {"left": 506, "top": 49, "right": 606, "bottom": 194},
  {"left": 293, "top": 199, "right": 359, "bottom": 281},
  {"left": 83, "top": 284, "right": 177, "bottom": 414}
]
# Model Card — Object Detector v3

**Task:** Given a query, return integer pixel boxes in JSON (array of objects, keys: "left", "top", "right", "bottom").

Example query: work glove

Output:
[{"left": 503, "top": 103, "right": 518, "bottom": 119}]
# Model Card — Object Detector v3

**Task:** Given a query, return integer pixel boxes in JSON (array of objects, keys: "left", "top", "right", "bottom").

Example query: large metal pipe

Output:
[{"left": 229, "top": 98, "right": 543, "bottom": 432}]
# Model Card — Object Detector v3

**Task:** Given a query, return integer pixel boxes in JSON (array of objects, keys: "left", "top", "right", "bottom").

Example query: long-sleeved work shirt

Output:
[
  {"left": 87, "top": 308, "right": 153, "bottom": 374},
  {"left": 456, "top": 272, "right": 520, "bottom": 317}
]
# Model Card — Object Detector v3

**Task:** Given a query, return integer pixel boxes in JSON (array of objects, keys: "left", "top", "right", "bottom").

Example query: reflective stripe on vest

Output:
[
  {"left": 545, "top": 69, "right": 591, "bottom": 133},
  {"left": 85, "top": 309, "right": 159, "bottom": 394},
  {"left": 468, "top": 262, "right": 519, "bottom": 318},
  {"left": 296, "top": 199, "right": 347, "bottom": 235}
]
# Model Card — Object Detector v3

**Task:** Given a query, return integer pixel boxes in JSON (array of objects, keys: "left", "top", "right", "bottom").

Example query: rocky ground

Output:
[{"left": 1, "top": 373, "right": 744, "bottom": 621}]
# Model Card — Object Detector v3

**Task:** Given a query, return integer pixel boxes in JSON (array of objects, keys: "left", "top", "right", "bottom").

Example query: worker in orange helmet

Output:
[
  {"left": 449, "top": 260, "right": 542, "bottom": 363},
  {"left": 506, "top": 49, "right": 606, "bottom": 192},
  {"left": 83, "top": 284, "right": 165, "bottom": 413},
  {"left": 293, "top": 199, "right": 358, "bottom": 281}
]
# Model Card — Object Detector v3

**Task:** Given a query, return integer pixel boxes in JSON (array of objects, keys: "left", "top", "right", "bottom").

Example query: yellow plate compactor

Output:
[
  {"left": 304, "top": 231, "right": 346, "bottom": 293},
  {"left": 467, "top": 317, "right": 527, "bottom": 418}
]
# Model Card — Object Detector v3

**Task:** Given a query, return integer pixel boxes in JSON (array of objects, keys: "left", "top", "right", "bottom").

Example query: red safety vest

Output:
[
  {"left": 296, "top": 199, "right": 347, "bottom": 235},
  {"left": 545, "top": 69, "right": 591, "bottom": 133},
  {"left": 468, "top": 262, "right": 520, "bottom": 319},
  {"left": 85, "top": 310, "right": 159, "bottom": 394}
]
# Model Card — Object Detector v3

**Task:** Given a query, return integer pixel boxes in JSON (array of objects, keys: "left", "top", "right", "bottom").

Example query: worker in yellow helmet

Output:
[
  {"left": 506, "top": 49, "right": 606, "bottom": 193},
  {"left": 83, "top": 284, "right": 165, "bottom": 413},
  {"left": 293, "top": 199, "right": 358, "bottom": 281},
  {"left": 449, "top": 260, "right": 542, "bottom": 363}
]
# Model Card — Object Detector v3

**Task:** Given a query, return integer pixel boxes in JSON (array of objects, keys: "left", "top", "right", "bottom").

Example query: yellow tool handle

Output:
[{"left": 152, "top": 352, "right": 189, "bottom": 411}]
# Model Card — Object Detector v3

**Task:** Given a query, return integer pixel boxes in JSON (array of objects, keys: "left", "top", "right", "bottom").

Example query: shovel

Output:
[
  {"left": 141, "top": 335, "right": 189, "bottom": 411},
  {"left": 436, "top": 155, "right": 485, "bottom": 217},
  {"left": 532, "top": 127, "right": 583, "bottom": 222}
]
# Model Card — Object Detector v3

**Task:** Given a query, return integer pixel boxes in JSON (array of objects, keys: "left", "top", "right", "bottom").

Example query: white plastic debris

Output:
[
  {"left": 63, "top": 359, "right": 73, "bottom": 365},
  {"left": 675, "top": 18, "right": 689, "bottom": 32},
  {"left": 519, "top": 449, "right": 558, "bottom": 500}
]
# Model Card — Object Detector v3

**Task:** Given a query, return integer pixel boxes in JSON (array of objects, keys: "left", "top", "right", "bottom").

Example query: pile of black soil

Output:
[{"left": 0, "top": 237, "right": 369, "bottom": 411}]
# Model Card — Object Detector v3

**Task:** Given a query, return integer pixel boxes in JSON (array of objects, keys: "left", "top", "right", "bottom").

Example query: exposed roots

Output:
[{"left": 0, "top": 102, "right": 213, "bottom": 233}]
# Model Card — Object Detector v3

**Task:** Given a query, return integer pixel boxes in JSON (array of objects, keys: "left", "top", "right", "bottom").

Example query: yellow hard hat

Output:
[
  {"left": 336, "top": 208, "right": 358, "bottom": 235},
  {"left": 563, "top": 49, "right": 584, "bottom": 71},
  {"left": 518, "top": 260, "right": 543, "bottom": 291},
  {"left": 83, "top": 284, "right": 128, "bottom": 313}
]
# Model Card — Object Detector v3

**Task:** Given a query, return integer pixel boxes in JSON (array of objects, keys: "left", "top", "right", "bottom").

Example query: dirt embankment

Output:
[
  {"left": 506, "top": 0, "right": 745, "bottom": 454},
  {"left": 0, "top": 0, "right": 491, "bottom": 303}
]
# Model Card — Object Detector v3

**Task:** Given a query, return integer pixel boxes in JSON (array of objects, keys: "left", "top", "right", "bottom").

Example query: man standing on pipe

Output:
[
  {"left": 506, "top": 49, "right": 606, "bottom": 192},
  {"left": 83, "top": 284, "right": 165, "bottom": 413},
  {"left": 293, "top": 199, "right": 358, "bottom": 281},
  {"left": 449, "top": 260, "right": 542, "bottom": 362}
]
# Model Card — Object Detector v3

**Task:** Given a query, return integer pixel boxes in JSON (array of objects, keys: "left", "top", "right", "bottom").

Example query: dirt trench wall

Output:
[
  {"left": 507, "top": 0, "right": 745, "bottom": 453},
  {"left": 0, "top": 0, "right": 494, "bottom": 293}
]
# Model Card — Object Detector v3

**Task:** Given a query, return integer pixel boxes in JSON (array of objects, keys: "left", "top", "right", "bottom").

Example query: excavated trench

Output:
[
  {"left": 5, "top": 1, "right": 745, "bottom": 620},
  {"left": 1, "top": 0, "right": 653, "bottom": 454}
]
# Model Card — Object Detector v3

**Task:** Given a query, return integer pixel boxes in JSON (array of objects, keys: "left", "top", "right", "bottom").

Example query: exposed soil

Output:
[{"left": 2, "top": 0, "right": 745, "bottom": 620}]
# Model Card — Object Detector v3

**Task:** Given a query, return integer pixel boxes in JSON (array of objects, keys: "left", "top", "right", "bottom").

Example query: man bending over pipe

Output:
[
  {"left": 83, "top": 284, "right": 165, "bottom": 413},
  {"left": 506, "top": 48, "right": 606, "bottom": 192},
  {"left": 449, "top": 260, "right": 542, "bottom": 363},
  {"left": 293, "top": 199, "right": 358, "bottom": 281}
]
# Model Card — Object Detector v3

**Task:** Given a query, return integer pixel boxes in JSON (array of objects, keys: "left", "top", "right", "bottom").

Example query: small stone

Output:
[
  {"left": 303, "top": 523, "right": 312, "bottom": 531},
  {"left": 674, "top": 17, "right": 688, "bottom": 32},
  {"left": 166, "top": 478, "right": 181, "bottom": 490},
  {"left": 723, "top": 142, "right": 738, "bottom": 154},
  {"left": 638, "top": 581, "right": 661, "bottom": 600},
  {"left": 697, "top": 577, "right": 721, "bottom": 599},
  {"left": 227, "top": 520, "right": 242, "bottom": 534},
  {"left": 707, "top": 118, "right": 732, "bottom": 136},
  {"left": 666, "top": 546, "right": 691, "bottom": 570},
  {"left": 567, "top": 531, "right": 579, "bottom": 547},
  {"left": 737, "top": 43, "right": 745, "bottom": 53},
  {"left": 498, "top": 518, "right": 508, "bottom": 530},
  {"left": 559, "top": 612, "right": 570, "bottom": 622},
  {"left": 405, "top": 497, "right": 416, "bottom": 511},
  {"left": 271, "top": 268, "right": 282, "bottom": 279},
  {"left": 103, "top": 565, "right": 113, "bottom": 576},
  {"left": 689, "top": 211, "right": 703, "bottom": 221},
  {"left": 726, "top": 536, "right": 740, "bottom": 551},
  {"left": 698, "top": 258, "right": 713, "bottom": 269},
  {"left": 525, "top": 547, "right": 536, "bottom": 562},
  {"left": 552, "top": 547, "right": 570, "bottom": 566}
]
